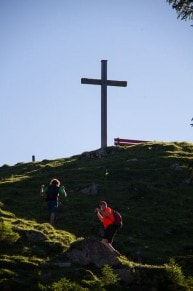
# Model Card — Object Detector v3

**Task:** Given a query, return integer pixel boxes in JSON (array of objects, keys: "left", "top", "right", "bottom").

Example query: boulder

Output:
[
  {"left": 80, "top": 182, "right": 100, "bottom": 195},
  {"left": 114, "top": 268, "right": 133, "bottom": 284},
  {"left": 25, "top": 230, "right": 47, "bottom": 242},
  {"left": 66, "top": 237, "right": 120, "bottom": 268},
  {"left": 13, "top": 227, "right": 47, "bottom": 242}
]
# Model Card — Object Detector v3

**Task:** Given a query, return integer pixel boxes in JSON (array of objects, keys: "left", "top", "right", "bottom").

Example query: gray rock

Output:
[
  {"left": 114, "top": 268, "right": 133, "bottom": 284},
  {"left": 80, "top": 182, "right": 100, "bottom": 195},
  {"left": 66, "top": 237, "right": 120, "bottom": 268},
  {"left": 25, "top": 230, "right": 47, "bottom": 242}
]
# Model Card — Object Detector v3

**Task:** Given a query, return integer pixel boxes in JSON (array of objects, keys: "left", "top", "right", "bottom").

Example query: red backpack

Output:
[{"left": 113, "top": 210, "right": 123, "bottom": 228}]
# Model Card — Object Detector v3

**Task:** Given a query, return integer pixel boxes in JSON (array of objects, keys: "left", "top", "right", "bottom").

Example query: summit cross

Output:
[{"left": 81, "top": 60, "right": 127, "bottom": 148}]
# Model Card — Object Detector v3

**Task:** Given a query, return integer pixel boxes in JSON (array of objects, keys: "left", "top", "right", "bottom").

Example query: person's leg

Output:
[
  {"left": 101, "top": 238, "right": 116, "bottom": 252},
  {"left": 102, "top": 224, "right": 121, "bottom": 255},
  {"left": 49, "top": 201, "right": 58, "bottom": 226},
  {"left": 50, "top": 212, "right": 55, "bottom": 225}
]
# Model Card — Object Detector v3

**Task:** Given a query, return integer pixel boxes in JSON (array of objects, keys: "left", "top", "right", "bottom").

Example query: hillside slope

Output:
[{"left": 1, "top": 142, "right": 193, "bottom": 290}]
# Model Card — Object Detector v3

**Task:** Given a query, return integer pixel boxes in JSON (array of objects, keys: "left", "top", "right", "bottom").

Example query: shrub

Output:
[
  {"left": 51, "top": 278, "right": 88, "bottom": 291},
  {"left": 0, "top": 220, "right": 20, "bottom": 244},
  {"left": 165, "top": 258, "right": 193, "bottom": 290},
  {"left": 82, "top": 264, "right": 120, "bottom": 290}
]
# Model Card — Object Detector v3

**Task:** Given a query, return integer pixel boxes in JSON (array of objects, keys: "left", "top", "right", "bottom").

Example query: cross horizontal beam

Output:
[{"left": 81, "top": 78, "right": 127, "bottom": 87}]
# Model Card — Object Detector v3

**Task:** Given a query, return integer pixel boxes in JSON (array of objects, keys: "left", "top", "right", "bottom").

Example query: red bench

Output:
[{"left": 114, "top": 137, "right": 149, "bottom": 146}]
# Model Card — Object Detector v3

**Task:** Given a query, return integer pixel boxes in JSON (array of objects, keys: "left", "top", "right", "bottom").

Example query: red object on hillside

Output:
[{"left": 114, "top": 138, "right": 149, "bottom": 146}]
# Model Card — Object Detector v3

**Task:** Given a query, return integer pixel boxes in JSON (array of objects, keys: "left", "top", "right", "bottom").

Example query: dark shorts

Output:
[
  {"left": 47, "top": 200, "right": 58, "bottom": 214},
  {"left": 103, "top": 224, "right": 118, "bottom": 244}
]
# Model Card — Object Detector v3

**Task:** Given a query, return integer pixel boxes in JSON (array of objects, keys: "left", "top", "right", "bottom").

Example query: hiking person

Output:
[
  {"left": 40, "top": 178, "right": 67, "bottom": 226},
  {"left": 95, "top": 201, "right": 121, "bottom": 256}
]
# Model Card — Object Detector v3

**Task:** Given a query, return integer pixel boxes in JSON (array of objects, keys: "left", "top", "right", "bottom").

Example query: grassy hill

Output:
[{"left": 1, "top": 142, "right": 193, "bottom": 290}]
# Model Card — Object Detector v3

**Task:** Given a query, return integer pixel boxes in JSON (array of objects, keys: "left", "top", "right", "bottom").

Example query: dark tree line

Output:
[{"left": 166, "top": 0, "right": 193, "bottom": 20}]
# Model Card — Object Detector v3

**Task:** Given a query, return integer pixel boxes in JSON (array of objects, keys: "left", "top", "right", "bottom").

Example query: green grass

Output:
[{"left": 1, "top": 142, "right": 193, "bottom": 289}]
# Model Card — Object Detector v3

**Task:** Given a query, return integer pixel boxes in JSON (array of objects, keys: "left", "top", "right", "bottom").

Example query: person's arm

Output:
[
  {"left": 95, "top": 207, "right": 110, "bottom": 223},
  {"left": 40, "top": 185, "right": 48, "bottom": 197},
  {"left": 95, "top": 208, "right": 103, "bottom": 222},
  {"left": 99, "top": 209, "right": 110, "bottom": 217},
  {"left": 59, "top": 186, "right": 68, "bottom": 198},
  {"left": 40, "top": 184, "right": 45, "bottom": 196}
]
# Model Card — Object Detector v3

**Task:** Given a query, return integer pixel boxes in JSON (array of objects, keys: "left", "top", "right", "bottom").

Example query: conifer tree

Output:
[{"left": 166, "top": 0, "right": 193, "bottom": 20}]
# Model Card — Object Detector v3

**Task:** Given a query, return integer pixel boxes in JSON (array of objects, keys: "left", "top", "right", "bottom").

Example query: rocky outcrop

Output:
[
  {"left": 13, "top": 227, "right": 47, "bottom": 242},
  {"left": 66, "top": 237, "right": 120, "bottom": 268},
  {"left": 80, "top": 182, "right": 100, "bottom": 195},
  {"left": 79, "top": 146, "right": 123, "bottom": 160}
]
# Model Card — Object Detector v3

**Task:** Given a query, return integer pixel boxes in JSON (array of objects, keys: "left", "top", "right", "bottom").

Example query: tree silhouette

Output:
[{"left": 166, "top": 0, "right": 193, "bottom": 21}]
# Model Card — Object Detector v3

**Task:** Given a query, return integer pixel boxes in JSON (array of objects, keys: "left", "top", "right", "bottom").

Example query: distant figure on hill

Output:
[
  {"left": 95, "top": 201, "right": 121, "bottom": 256},
  {"left": 40, "top": 178, "right": 67, "bottom": 226}
]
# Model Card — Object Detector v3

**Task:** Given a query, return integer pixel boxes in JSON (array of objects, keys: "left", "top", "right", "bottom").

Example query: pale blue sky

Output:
[{"left": 0, "top": 0, "right": 193, "bottom": 166}]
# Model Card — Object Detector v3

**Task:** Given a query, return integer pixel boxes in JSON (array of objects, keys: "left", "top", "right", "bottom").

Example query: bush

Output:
[
  {"left": 51, "top": 278, "right": 88, "bottom": 291},
  {"left": 165, "top": 258, "right": 193, "bottom": 290},
  {"left": 0, "top": 220, "right": 20, "bottom": 244},
  {"left": 82, "top": 264, "right": 120, "bottom": 290}
]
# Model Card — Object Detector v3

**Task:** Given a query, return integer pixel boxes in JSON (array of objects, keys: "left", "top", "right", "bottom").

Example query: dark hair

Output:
[{"left": 99, "top": 201, "right": 107, "bottom": 207}]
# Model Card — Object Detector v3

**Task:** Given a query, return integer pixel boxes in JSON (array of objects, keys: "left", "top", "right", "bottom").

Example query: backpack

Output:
[
  {"left": 113, "top": 210, "right": 123, "bottom": 228},
  {"left": 46, "top": 184, "right": 59, "bottom": 201}
]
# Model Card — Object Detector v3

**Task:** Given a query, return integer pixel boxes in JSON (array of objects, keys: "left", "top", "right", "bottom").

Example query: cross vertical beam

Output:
[
  {"left": 101, "top": 60, "right": 107, "bottom": 148},
  {"left": 81, "top": 60, "right": 127, "bottom": 148}
]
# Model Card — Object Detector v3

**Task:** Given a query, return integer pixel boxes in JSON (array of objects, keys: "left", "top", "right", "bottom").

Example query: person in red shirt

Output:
[{"left": 95, "top": 201, "right": 121, "bottom": 256}]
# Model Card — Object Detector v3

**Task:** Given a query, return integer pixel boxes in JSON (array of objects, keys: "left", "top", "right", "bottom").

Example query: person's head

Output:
[
  {"left": 50, "top": 178, "right": 60, "bottom": 186},
  {"left": 99, "top": 200, "right": 107, "bottom": 210}
]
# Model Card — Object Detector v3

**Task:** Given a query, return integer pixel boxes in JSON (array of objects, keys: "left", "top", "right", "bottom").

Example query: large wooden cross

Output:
[{"left": 81, "top": 60, "right": 127, "bottom": 148}]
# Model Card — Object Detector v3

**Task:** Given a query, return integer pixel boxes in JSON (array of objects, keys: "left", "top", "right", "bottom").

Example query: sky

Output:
[{"left": 0, "top": 0, "right": 193, "bottom": 166}]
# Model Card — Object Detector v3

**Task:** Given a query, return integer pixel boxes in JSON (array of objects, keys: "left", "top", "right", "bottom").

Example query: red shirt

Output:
[{"left": 102, "top": 207, "right": 115, "bottom": 229}]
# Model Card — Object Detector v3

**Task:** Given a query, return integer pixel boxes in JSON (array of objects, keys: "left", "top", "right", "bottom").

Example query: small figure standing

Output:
[
  {"left": 95, "top": 201, "right": 121, "bottom": 256},
  {"left": 40, "top": 178, "right": 67, "bottom": 226}
]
